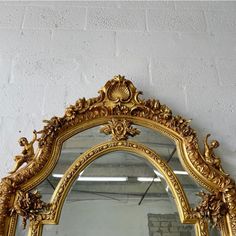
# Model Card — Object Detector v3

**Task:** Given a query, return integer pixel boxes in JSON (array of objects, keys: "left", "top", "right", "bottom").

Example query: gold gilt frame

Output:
[{"left": 0, "top": 75, "right": 236, "bottom": 236}]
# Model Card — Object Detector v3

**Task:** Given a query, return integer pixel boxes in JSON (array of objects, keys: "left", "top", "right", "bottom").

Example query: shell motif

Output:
[{"left": 107, "top": 83, "right": 131, "bottom": 102}]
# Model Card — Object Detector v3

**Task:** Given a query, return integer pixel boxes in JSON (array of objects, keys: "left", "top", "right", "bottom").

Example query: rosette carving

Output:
[
  {"left": 0, "top": 75, "right": 235, "bottom": 236},
  {"left": 100, "top": 119, "right": 140, "bottom": 141}
]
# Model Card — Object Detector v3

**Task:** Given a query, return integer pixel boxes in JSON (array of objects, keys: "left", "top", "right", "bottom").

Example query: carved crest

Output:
[{"left": 0, "top": 75, "right": 236, "bottom": 236}]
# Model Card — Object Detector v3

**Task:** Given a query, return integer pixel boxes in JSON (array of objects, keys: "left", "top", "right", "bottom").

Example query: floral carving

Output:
[
  {"left": 100, "top": 119, "right": 140, "bottom": 141},
  {"left": 193, "top": 191, "right": 228, "bottom": 229},
  {"left": 10, "top": 190, "right": 50, "bottom": 229},
  {"left": 0, "top": 75, "right": 236, "bottom": 236}
]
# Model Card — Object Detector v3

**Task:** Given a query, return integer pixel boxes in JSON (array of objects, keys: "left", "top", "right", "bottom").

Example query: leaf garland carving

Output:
[
  {"left": 10, "top": 190, "right": 50, "bottom": 229},
  {"left": 193, "top": 191, "right": 228, "bottom": 229},
  {"left": 0, "top": 75, "right": 236, "bottom": 236}
]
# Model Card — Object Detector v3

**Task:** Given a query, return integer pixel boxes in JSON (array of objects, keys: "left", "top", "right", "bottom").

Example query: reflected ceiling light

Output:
[
  {"left": 153, "top": 170, "right": 163, "bottom": 178},
  {"left": 137, "top": 177, "right": 161, "bottom": 182},
  {"left": 77, "top": 177, "right": 128, "bottom": 182},
  {"left": 173, "top": 170, "right": 188, "bottom": 175},
  {"left": 153, "top": 170, "right": 188, "bottom": 176},
  {"left": 52, "top": 174, "right": 127, "bottom": 182},
  {"left": 52, "top": 174, "right": 63, "bottom": 178},
  {"left": 165, "top": 186, "right": 169, "bottom": 192}
]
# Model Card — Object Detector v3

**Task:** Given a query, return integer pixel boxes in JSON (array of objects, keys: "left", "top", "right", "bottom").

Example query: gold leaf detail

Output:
[
  {"left": 10, "top": 190, "right": 50, "bottom": 229},
  {"left": 100, "top": 119, "right": 140, "bottom": 141},
  {"left": 194, "top": 191, "right": 228, "bottom": 229}
]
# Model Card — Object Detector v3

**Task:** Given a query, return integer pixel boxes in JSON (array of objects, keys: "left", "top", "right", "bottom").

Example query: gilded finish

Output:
[
  {"left": 32, "top": 140, "right": 197, "bottom": 235},
  {"left": 10, "top": 190, "right": 50, "bottom": 230},
  {"left": 0, "top": 75, "right": 235, "bottom": 236},
  {"left": 9, "top": 130, "right": 37, "bottom": 174},
  {"left": 193, "top": 191, "right": 228, "bottom": 229},
  {"left": 100, "top": 118, "right": 140, "bottom": 141},
  {"left": 203, "top": 134, "right": 225, "bottom": 173}
]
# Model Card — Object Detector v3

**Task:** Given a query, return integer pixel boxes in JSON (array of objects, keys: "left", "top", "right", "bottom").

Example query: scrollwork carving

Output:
[{"left": 0, "top": 75, "right": 235, "bottom": 236}]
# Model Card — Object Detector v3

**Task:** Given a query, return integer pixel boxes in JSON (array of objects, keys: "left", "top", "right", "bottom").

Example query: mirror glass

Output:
[
  {"left": 15, "top": 217, "right": 29, "bottom": 236},
  {"left": 42, "top": 152, "right": 195, "bottom": 236},
  {"left": 15, "top": 124, "right": 210, "bottom": 236},
  {"left": 132, "top": 126, "right": 203, "bottom": 207}
]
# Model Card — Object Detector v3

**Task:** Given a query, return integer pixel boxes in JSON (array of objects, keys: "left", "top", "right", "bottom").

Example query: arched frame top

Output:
[
  {"left": 33, "top": 140, "right": 198, "bottom": 235},
  {"left": 0, "top": 75, "right": 235, "bottom": 236}
]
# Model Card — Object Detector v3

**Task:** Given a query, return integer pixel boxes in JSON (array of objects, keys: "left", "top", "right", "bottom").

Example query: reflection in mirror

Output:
[
  {"left": 43, "top": 152, "right": 195, "bottom": 236},
  {"left": 209, "top": 225, "right": 221, "bottom": 236},
  {"left": 37, "top": 126, "right": 109, "bottom": 202},
  {"left": 132, "top": 126, "right": 203, "bottom": 206},
  {"left": 15, "top": 217, "right": 29, "bottom": 236}
]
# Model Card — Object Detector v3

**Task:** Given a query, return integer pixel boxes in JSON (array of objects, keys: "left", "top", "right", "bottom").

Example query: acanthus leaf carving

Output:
[{"left": 0, "top": 75, "right": 236, "bottom": 236}]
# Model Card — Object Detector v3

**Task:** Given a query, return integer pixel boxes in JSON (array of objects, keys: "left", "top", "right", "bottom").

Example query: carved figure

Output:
[
  {"left": 203, "top": 134, "right": 224, "bottom": 172},
  {"left": 9, "top": 130, "right": 37, "bottom": 174}
]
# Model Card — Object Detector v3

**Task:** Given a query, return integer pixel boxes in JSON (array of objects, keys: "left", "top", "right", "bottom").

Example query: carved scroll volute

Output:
[{"left": 0, "top": 75, "right": 236, "bottom": 236}]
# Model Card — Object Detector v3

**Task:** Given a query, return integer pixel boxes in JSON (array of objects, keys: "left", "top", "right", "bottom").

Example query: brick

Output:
[
  {"left": 87, "top": 8, "right": 146, "bottom": 31},
  {"left": 0, "top": 53, "right": 12, "bottom": 85},
  {"left": 11, "top": 53, "right": 81, "bottom": 85},
  {"left": 118, "top": 1, "right": 175, "bottom": 9},
  {"left": 206, "top": 10, "right": 236, "bottom": 32},
  {"left": 147, "top": 9, "right": 207, "bottom": 32},
  {"left": 215, "top": 58, "right": 236, "bottom": 86},
  {"left": 153, "top": 233, "right": 162, "bottom": 236},
  {"left": 117, "top": 32, "right": 212, "bottom": 58},
  {"left": 152, "top": 222, "right": 161, "bottom": 227},
  {"left": 175, "top": 1, "right": 236, "bottom": 11},
  {"left": 23, "top": 6, "right": 86, "bottom": 29},
  {"left": 51, "top": 30, "right": 115, "bottom": 58},
  {"left": 75, "top": 55, "right": 149, "bottom": 94},
  {"left": 42, "top": 83, "right": 66, "bottom": 117},
  {"left": 163, "top": 233, "right": 180, "bottom": 236},
  {"left": 186, "top": 86, "right": 236, "bottom": 154},
  {"left": 210, "top": 33, "right": 236, "bottom": 58},
  {"left": 0, "top": 83, "right": 44, "bottom": 117},
  {"left": 151, "top": 58, "right": 219, "bottom": 88},
  {"left": 161, "top": 222, "right": 170, "bottom": 227},
  {"left": 149, "top": 227, "right": 160, "bottom": 232},
  {"left": 0, "top": 6, "right": 24, "bottom": 28},
  {"left": 0, "top": 29, "right": 52, "bottom": 56}
]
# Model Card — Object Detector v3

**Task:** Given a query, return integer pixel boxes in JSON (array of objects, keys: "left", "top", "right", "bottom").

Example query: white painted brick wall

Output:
[{"left": 0, "top": 1, "right": 236, "bottom": 180}]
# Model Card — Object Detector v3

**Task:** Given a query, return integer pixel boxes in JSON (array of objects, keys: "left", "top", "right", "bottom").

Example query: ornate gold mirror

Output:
[{"left": 0, "top": 75, "right": 236, "bottom": 236}]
